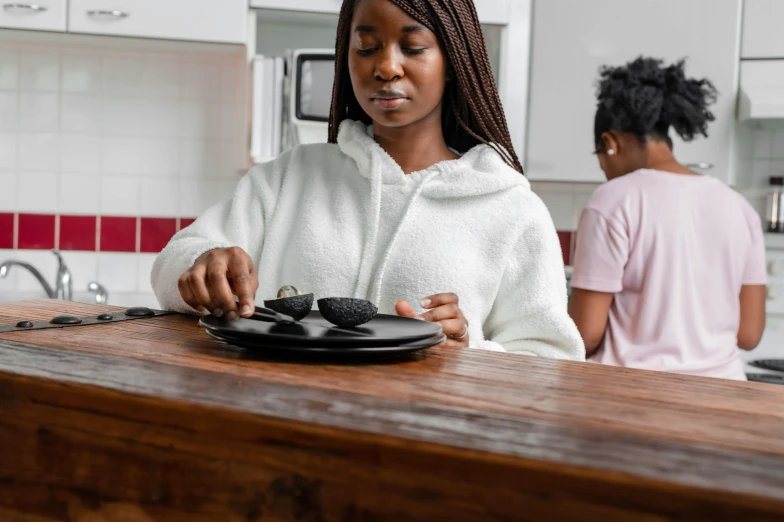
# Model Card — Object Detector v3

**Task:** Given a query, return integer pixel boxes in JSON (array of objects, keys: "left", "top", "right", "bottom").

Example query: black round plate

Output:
[
  {"left": 199, "top": 310, "right": 442, "bottom": 347},
  {"left": 749, "top": 359, "right": 784, "bottom": 373},
  {"left": 205, "top": 328, "right": 446, "bottom": 357}
]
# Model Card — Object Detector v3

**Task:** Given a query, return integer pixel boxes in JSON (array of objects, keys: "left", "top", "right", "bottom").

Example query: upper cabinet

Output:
[
  {"left": 742, "top": 0, "right": 784, "bottom": 59},
  {"left": 68, "top": 0, "right": 247, "bottom": 44},
  {"left": 0, "top": 0, "right": 67, "bottom": 32},
  {"left": 526, "top": 0, "right": 743, "bottom": 184}
]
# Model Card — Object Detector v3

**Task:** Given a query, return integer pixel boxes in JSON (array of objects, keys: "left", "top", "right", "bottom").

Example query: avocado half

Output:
[
  {"left": 317, "top": 298, "right": 378, "bottom": 328},
  {"left": 264, "top": 290, "right": 314, "bottom": 322}
]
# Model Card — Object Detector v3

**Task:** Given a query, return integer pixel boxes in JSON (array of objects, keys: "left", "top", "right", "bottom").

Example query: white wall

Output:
[{"left": 0, "top": 33, "right": 248, "bottom": 307}]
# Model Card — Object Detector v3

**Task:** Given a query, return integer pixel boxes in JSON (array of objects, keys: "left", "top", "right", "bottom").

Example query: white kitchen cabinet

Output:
[
  {"left": 0, "top": 0, "right": 66, "bottom": 32},
  {"left": 742, "top": 0, "right": 784, "bottom": 59},
  {"left": 68, "top": 0, "right": 247, "bottom": 44},
  {"left": 526, "top": 0, "right": 743, "bottom": 184}
]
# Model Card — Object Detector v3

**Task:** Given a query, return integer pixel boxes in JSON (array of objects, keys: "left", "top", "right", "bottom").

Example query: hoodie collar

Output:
[{"left": 337, "top": 119, "right": 527, "bottom": 199}]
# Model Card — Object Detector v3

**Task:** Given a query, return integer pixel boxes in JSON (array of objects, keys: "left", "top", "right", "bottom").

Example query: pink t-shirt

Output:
[{"left": 571, "top": 169, "right": 767, "bottom": 380}]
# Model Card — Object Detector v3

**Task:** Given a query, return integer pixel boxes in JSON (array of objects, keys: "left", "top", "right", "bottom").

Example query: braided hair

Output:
[
  {"left": 594, "top": 56, "right": 718, "bottom": 150},
  {"left": 328, "top": 0, "right": 523, "bottom": 174}
]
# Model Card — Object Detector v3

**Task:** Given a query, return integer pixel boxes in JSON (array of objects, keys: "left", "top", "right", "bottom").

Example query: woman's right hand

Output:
[{"left": 178, "top": 247, "right": 258, "bottom": 320}]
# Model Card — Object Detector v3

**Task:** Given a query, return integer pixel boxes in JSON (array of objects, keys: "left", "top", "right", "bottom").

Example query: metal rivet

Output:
[
  {"left": 50, "top": 315, "right": 82, "bottom": 325},
  {"left": 125, "top": 307, "right": 154, "bottom": 317},
  {"left": 15, "top": 320, "right": 34, "bottom": 328},
  {"left": 97, "top": 314, "right": 113, "bottom": 321}
]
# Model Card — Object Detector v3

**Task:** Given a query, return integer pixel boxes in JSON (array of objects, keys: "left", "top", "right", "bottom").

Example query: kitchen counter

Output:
[{"left": 1, "top": 300, "right": 783, "bottom": 521}]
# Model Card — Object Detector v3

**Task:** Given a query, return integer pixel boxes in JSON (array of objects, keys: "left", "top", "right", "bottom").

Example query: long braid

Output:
[{"left": 328, "top": 0, "right": 523, "bottom": 175}]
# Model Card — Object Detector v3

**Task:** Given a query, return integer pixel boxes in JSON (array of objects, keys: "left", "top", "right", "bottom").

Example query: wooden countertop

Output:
[{"left": 1, "top": 300, "right": 783, "bottom": 521}]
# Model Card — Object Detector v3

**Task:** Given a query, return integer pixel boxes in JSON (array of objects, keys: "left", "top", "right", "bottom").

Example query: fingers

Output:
[
  {"left": 419, "top": 303, "right": 460, "bottom": 323},
  {"left": 395, "top": 300, "right": 418, "bottom": 318},
  {"left": 178, "top": 272, "right": 209, "bottom": 315},
  {"left": 420, "top": 292, "right": 458, "bottom": 310},
  {"left": 188, "top": 264, "right": 215, "bottom": 312},
  {"left": 228, "top": 252, "right": 258, "bottom": 318},
  {"left": 177, "top": 247, "right": 257, "bottom": 320},
  {"left": 439, "top": 318, "right": 468, "bottom": 338}
]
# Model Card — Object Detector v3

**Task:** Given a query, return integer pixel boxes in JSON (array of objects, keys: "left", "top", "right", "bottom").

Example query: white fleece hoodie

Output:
[{"left": 152, "top": 120, "right": 585, "bottom": 359}]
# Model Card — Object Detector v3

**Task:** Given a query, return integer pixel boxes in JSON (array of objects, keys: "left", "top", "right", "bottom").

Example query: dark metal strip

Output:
[{"left": 0, "top": 307, "right": 174, "bottom": 333}]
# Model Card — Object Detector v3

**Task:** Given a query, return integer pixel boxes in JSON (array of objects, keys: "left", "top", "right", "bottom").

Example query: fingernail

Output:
[
  {"left": 212, "top": 308, "right": 224, "bottom": 317},
  {"left": 227, "top": 311, "right": 239, "bottom": 321},
  {"left": 240, "top": 305, "right": 252, "bottom": 317},
  {"left": 421, "top": 298, "right": 431, "bottom": 308},
  {"left": 197, "top": 306, "right": 210, "bottom": 315}
]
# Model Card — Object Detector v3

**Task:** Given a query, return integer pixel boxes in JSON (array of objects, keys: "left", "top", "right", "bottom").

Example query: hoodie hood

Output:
[{"left": 337, "top": 119, "right": 528, "bottom": 199}]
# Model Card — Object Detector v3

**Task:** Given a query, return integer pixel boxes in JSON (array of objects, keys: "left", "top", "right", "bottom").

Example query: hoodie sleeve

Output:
[
  {"left": 151, "top": 156, "right": 287, "bottom": 314},
  {"left": 477, "top": 194, "right": 586, "bottom": 360}
]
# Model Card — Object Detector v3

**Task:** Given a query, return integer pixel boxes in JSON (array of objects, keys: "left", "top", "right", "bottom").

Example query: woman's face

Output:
[{"left": 348, "top": 0, "right": 449, "bottom": 131}]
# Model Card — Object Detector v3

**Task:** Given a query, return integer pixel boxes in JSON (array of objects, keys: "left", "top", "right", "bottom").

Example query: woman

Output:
[
  {"left": 569, "top": 56, "right": 766, "bottom": 379},
  {"left": 152, "top": 0, "right": 583, "bottom": 358}
]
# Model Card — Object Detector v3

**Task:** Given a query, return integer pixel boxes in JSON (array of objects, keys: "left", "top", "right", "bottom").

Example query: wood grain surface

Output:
[{"left": 1, "top": 300, "right": 783, "bottom": 521}]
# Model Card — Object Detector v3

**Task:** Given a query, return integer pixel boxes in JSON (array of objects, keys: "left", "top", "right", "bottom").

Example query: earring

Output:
[{"left": 607, "top": 149, "right": 615, "bottom": 156}]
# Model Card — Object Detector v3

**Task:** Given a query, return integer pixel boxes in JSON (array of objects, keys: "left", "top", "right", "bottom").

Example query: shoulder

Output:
[
  {"left": 585, "top": 170, "right": 648, "bottom": 212},
  {"left": 246, "top": 143, "right": 352, "bottom": 185}
]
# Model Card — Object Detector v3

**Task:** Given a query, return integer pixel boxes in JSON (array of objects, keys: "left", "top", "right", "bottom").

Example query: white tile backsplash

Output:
[
  {"left": 14, "top": 249, "right": 58, "bottom": 292},
  {"left": 101, "top": 176, "right": 140, "bottom": 215},
  {"left": 101, "top": 54, "right": 142, "bottom": 97},
  {"left": 19, "top": 52, "right": 59, "bottom": 92},
  {"left": 773, "top": 130, "right": 784, "bottom": 159},
  {"left": 0, "top": 170, "right": 17, "bottom": 209},
  {"left": 141, "top": 57, "right": 181, "bottom": 99},
  {"left": 60, "top": 134, "right": 100, "bottom": 174},
  {"left": 19, "top": 93, "right": 59, "bottom": 132},
  {"left": 1, "top": 38, "right": 246, "bottom": 300},
  {"left": 100, "top": 97, "right": 143, "bottom": 135},
  {"left": 140, "top": 178, "right": 179, "bottom": 217},
  {"left": 98, "top": 252, "right": 139, "bottom": 293},
  {"left": 0, "top": 249, "right": 19, "bottom": 293},
  {"left": 59, "top": 173, "right": 101, "bottom": 214},
  {"left": 100, "top": 136, "right": 140, "bottom": 176},
  {"left": 0, "top": 91, "right": 19, "bottom": 131},
  {"left": 0, "top": 51, "right": 18, "bottom": 91},
  {"left": 139, "top": 138, "right": 179, "bottom": 178},
  {"left": 0, "top": 133, "right": 16, "bottom": 169},
  {"left": 61, "top": 94, "right": 102, "bottom": 133},
  {"left": 137, "top": 253, "right": 157, "bottom": 294},
  {"left": 17, "top": 172, "right": 58, "bottom": 213},
  {"left": 62, "top": 251, "right": 99, "bottom": 290},
  {"left": 61, "top": 54, "right": 101, "bottom": 94},
  {"left": 18, "top": 132, "right": 59, "bottom": 171}
]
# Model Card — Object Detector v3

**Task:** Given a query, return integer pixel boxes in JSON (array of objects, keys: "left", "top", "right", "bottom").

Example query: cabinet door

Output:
[
  {"left": 742, "top": 0, "right": 784, "bottom": 59},
  {"left": 0, "top": 0, "right": 66, "bottom": 31},
  {"left": 526, "top": 0, "right": 742, "bottom": 183},
  {"left": 68, "top": 0, "right": 247, "bottom": 44}
]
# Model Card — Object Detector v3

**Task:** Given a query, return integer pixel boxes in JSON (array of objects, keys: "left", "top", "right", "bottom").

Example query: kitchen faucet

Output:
[{"left": 0, "top": 250, "right": 72, "bottom": 300}]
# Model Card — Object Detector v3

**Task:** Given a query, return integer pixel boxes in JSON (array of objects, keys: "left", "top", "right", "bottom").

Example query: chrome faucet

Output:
[{"left": 0, "top": 250, "right": 72, "bottom": 300}]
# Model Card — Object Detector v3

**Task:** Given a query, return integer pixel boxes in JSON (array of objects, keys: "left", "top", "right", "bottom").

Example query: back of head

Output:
[{"left": 594, "top": 56, "right": 718, "bottom": 149}]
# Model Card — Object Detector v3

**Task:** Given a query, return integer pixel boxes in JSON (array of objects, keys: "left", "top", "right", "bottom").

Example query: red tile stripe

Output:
[
  {"left": 4, "top": 213, "right": 574, "bottom": 261},
  {"left": 0, "top": 213, "right": 197, "bottom": 253}
]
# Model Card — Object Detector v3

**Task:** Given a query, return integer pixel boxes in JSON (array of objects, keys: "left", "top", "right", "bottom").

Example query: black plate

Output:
[
  {"left": 746, "top": 372, "right": 784, "bottom": 385},
  {"left": 205, "top": 328, "right": 445, "bottom": 357},
  {"left": 749, "top": 359, "right": 784, "bottom": 373},
  {"left": 199, "top": 310, "right": 442, "bottom": 347}
]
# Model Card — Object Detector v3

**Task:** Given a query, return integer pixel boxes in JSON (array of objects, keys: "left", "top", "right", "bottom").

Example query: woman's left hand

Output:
[{"left": 395, "top": 293, "right": 469, "bottom": 348}]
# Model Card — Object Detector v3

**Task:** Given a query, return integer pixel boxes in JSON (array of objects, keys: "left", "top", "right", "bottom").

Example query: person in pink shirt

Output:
[{"left": 569, "top": 57, "right": 767, "bottom": 380}]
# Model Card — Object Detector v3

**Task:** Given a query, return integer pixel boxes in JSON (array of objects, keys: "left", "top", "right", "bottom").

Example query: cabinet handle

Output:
[
  {"left": 2, "top": 3, "right": 48, "bottom": 14},
  {"left": 685, "top": 162, "right": 714, "bottom": 170},
  {"left": 86, "top": 9, "right": 129, "bottom": 20}
]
